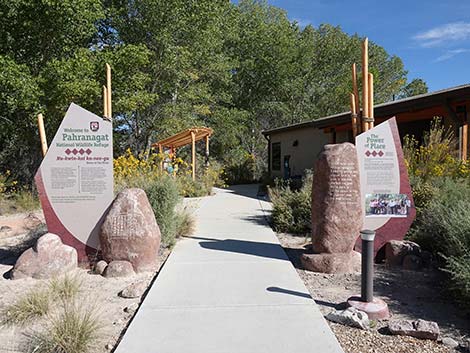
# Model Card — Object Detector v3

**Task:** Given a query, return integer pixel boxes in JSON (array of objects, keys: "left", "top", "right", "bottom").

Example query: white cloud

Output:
[
  {"left": 413, "top": 22, "right": 470, "bottom": 47},
  {"left": 293, "top": 18, "right": 312, "bottom": 28},
  {"left": 435, "top": 48, "right": 470, "bottom": 62}
]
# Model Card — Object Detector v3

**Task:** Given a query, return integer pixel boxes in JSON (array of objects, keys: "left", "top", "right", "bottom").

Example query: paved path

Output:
[{"left": 115, "top": 185, "right": 344, "bottom": 353}]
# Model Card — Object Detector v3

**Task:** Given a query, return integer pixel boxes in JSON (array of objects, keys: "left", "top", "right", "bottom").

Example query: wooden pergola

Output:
[{"left": 152, "top": 127, "right": 213, "bottom": 180}]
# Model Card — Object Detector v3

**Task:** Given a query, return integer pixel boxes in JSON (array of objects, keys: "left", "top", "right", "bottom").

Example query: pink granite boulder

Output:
[
  {"left": 100, "top": 188, "right": 161, "bottom": 272},
  {"left": 104, "top": 260, "right": 135, "bottom": 278},
  {"left": 302, "top": 143, "right": 363, "bottom": 273},
  {"left": 389, "top": 319, "right": 440, "bottom": 340},
  {"left": 11, "top": 233, "right": 78, "bottom": 280}
]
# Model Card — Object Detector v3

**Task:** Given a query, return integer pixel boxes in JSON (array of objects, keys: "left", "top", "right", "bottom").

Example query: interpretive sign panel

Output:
[
  {"left": 355, "top": 117, "right": 415, "bottom": 254},
  {"left": 35, "top": 103, "right": 113, "bottom": 262}
]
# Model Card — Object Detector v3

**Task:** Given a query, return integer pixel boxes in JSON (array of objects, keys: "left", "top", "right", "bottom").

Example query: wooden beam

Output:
[
  {"left": 350, "top": 93, "right": 358, "bottom": 138},
  {"left": 352, "top": 63, "right": 361, "bottom": 134},
  {"left": 103, "top": 86, "right": 108, "bottom": 118},
  {"left": 368, "top": 72, "right": 374, "bottom": 129},
  {"left": 37, "top": 113, "right": 48, "bottom": 157},
  {"left": 362, "top": 38, "right": 369, "bottom": 132},
  {"left": 463, "top": 123, "right": 468, "bottom": 161},
  {"left": 191, "top": 131, "right": 196, "bottom": 180},
  {"left": 106, "top": 63, "right": 112, "bottom": 119}
]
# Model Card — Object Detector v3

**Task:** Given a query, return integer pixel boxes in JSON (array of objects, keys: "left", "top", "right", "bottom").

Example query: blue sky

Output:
[{"left": 264, "top": 0, "right": 470, "bottom": 92}]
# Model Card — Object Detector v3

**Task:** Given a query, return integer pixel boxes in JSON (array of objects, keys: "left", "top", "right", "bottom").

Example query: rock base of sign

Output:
[
  {"left": 100, "top": 188, "right": 161, "bottom": 273},
  {"left": 326, "top": 307, "right": 370, "bottom": 330},
  {"left": 301, "top": 251, "right": 361, "bottom": 274},
  {"left": 104, "top": 260, "right": 135, "bottom": 278},
  {"left": 385, "top": 240, "right": 431, "bottom": 271},
  {"left": 93, "top": 260, "right": 108, "bottom": 275},
  {"left": 347, "top": 296, "right": 390, "bottom": 320},
  {"left": 388, "top": 319, "right": 440, "bottom": 340},
  {"left": 11, "top": 233, "right": 78, "bottom": 280}
]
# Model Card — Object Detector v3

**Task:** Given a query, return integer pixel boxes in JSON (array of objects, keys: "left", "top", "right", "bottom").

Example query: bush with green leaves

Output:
[
  {"left": 408, "top": 178, "right": 470, "bottom": 308},
  {"left": 268, "top": 171, "right": 312, "bottom": 234},
  {"left": 143, "top": 175, "right": 181, "bottom": 247}
]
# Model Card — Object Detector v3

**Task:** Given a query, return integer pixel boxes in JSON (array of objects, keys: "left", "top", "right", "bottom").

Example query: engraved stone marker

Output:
[
  {"left": 35, "top": 103, "right": 113, "bottom": 263},
  {"left": 301, "top": 143, "right": 362, "bottom": 273},
  {"left": 100, "top": 188, "right": 161, "bottom": 272}
]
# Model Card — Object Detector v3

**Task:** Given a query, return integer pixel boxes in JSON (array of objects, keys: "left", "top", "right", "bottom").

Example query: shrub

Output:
[
  {"left": 174, "top": 208, "right": 195, "bottom": 238},
  {"left": 1, "top": 286, "right": 50, "bottom": 327},
  {"left": 49, "top": 275, "right": 81, "bottom": 302},
  {"left": 268, "top": 171, "right": 312, "bottom": 234},
  {"left": 144, "top": 175, "right": 181, "bottom": 247},
  {"left": 28, "top": 302, "right": 101, "bottom": 353},
  {"left": 403, "top": 117, "right": 469, "bottom": 181},
  {"left": 408, "top": 178, "right": 470, "bottom": 308}
]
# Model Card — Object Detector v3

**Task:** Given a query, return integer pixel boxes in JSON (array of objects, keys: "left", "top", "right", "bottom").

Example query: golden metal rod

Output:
[
  {"left": 362, "top": 38, "right": 369, "bottom": 132},
  {"left": 103, "top": 86, "right": 108, "bottom": 118},
  {"left": 368, "top": 72, "right": 374, "bottom": 129}
]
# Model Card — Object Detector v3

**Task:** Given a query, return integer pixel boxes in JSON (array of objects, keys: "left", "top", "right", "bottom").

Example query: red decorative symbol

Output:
[
  {"left": 378, "top": 151, "right": 384, "bottom": 157},
  {"left": 365, "top": 151, "right": 371, "bottom": 157},
  {"left": 72, "top": 149, "right": 78, "bottom": 155},
  {"left": 79, "top": 149, "right": 85, "bottom": 155},
  {"left": 86, "top": 149, "right": 92, "bottom": 155},
  {"left": 65, "top": 149, "right": 71, "bottom": 155},
  {"left": 372, "top": 151, "right": 378, "bottom": 157}
]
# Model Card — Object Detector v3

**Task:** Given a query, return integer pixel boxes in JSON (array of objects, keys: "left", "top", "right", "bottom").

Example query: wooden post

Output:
[
  {"left": 350, "top": 93, "right": 358, "bottom": 138},
  {"left": 463, "top": 123, "right": 468, "bottom": 161},
  {"left": 103, "top": 86, "right": 108, "bottom": 118},
  {"left": 362, "top": 38, "right": 369, "bottom": 132},
  {"left": 368, "top": 72, "right": 374, "bottom": 129},
  {"left": 191, "top": 131, "right": 196, "bottom": 180},
  {"left": 37, "top": 113, "right": 48, "bottom": 157},
  {"left": 352, "top": 63, "right": 361, "bottom": 134},
  {"left": 158, "top": 144, "right": 163, "bottom": 172},
  {"left": 106, "top": 63, "right": 112, "bottom": 119}
]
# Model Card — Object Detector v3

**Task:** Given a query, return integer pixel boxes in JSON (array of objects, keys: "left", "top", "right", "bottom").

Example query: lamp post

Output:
[
  {"left": 347, "top": 229, "right": 390, "bottom": 320},
  {"left": 360, "top": 229, "right": 375, "bottom": 303}
]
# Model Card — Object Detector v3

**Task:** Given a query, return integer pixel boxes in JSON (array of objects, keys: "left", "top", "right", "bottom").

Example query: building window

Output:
[{"left": 272, "top": 142, "right": 281, "bottom": 171}]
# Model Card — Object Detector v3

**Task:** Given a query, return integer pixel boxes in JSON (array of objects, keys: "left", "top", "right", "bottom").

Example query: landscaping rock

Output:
[
  {"left": 104, "top": 260, "right": 135, "bottom": 278},
  {"left": 94, "top": 260, "right": 108, "bottom": 275},
  {"left": 302, "top": 143, "right": 362, "bottom": 273},
  {"left": 385, "top": 240, "right": 421, "bottom": 267},
  {"left": 388, "top": 319, "right": 439, "bottom": 340},
  {"left": 100, "top": 188, "right": 161, "bottom": 273},
  {"left": 326, "top": 307, "right": 370, "bottom": 330},
  {"left": 441, "top": 337, "right": 459, "bottom": 349},
  {"left": 402, "top": 254, "right": 423, "bottom": 271},
  {"left": 11, "top": 233, "right": 77, "bottom": 280},
  {"left": 124, "top": 303, "right": 139, "bottom": 313},
  {"left": 120, "top": 280, "right": 147, "bottom": 298}
]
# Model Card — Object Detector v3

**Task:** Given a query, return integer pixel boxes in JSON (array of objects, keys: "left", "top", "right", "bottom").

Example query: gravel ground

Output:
[
  {"left": 276, "top": 232, "right": 470, "bottom": 353},
  {"left": 0, "top": 213, "right": 171, "bottom": 353}
]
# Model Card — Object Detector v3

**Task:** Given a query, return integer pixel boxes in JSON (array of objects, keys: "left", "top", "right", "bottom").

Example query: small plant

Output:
[
  {"left": 144, "top": 175, "right": 181, "bottom": 247},
  {"left": 1, "top": 287, "right": 50, "bottom": 327},
  {"left": 175, "top": 208, "right": 195, "bottom": 238},
  {"left": 28, "top": 302, "right": 101, "bottom": 353},
  {"left": 268, "top": 171, "right": 313, "bottom": 234},
  {"left": 49, "top": 274, "right": 82, "bottom": 301}
]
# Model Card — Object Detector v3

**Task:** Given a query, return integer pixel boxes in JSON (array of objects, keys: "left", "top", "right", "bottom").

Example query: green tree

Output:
[{"left": 399, "top": 78, "right": 429, "bottom": 98}]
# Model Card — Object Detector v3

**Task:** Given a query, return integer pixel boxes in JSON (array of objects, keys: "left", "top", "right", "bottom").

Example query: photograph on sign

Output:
[{"left": 365, "top": 193, "right": 412, "bottom": 217}]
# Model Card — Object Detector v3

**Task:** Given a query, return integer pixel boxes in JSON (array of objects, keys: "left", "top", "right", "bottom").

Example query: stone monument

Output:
[
  {"left": 100, "top": 188, "right": 161, "bottom": 273},
  {"left": 301, "top": 143, "right": 363, "bottom": 273}
]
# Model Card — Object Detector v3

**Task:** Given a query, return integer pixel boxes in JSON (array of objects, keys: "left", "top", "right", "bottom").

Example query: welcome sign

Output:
[
  {"left": 355, "top": 117, "right": 416, "bottom": 254},
  {"left": 35, "top": 103, "right": 113, "bottom": 262}
]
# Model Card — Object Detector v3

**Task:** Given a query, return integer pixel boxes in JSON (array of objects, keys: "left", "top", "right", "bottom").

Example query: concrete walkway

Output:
[{"left": 115, "top": 185, "right": 344, "bottom": 353}]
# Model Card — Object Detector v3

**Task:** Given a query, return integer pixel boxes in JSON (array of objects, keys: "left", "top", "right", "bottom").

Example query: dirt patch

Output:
[
  {"left": 0, "top": 217, "right": 171, "bottom": 353},
  {"left": 276, "top": 232, "right": 470, "bottom": 353}
]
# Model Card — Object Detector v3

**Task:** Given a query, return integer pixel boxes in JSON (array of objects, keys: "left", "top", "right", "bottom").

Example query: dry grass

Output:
[
  {"left": 175, "top": 208, "right": 195, "bottom": 238},
  {"left": 49, "top": 274, "right": 82, "bottom": 301},
  {"left": 27, "top": 301, "right": 102, "bottom": 353},
  {"left": 1, "top": 286, "right": 50, "bottom": 327}
]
